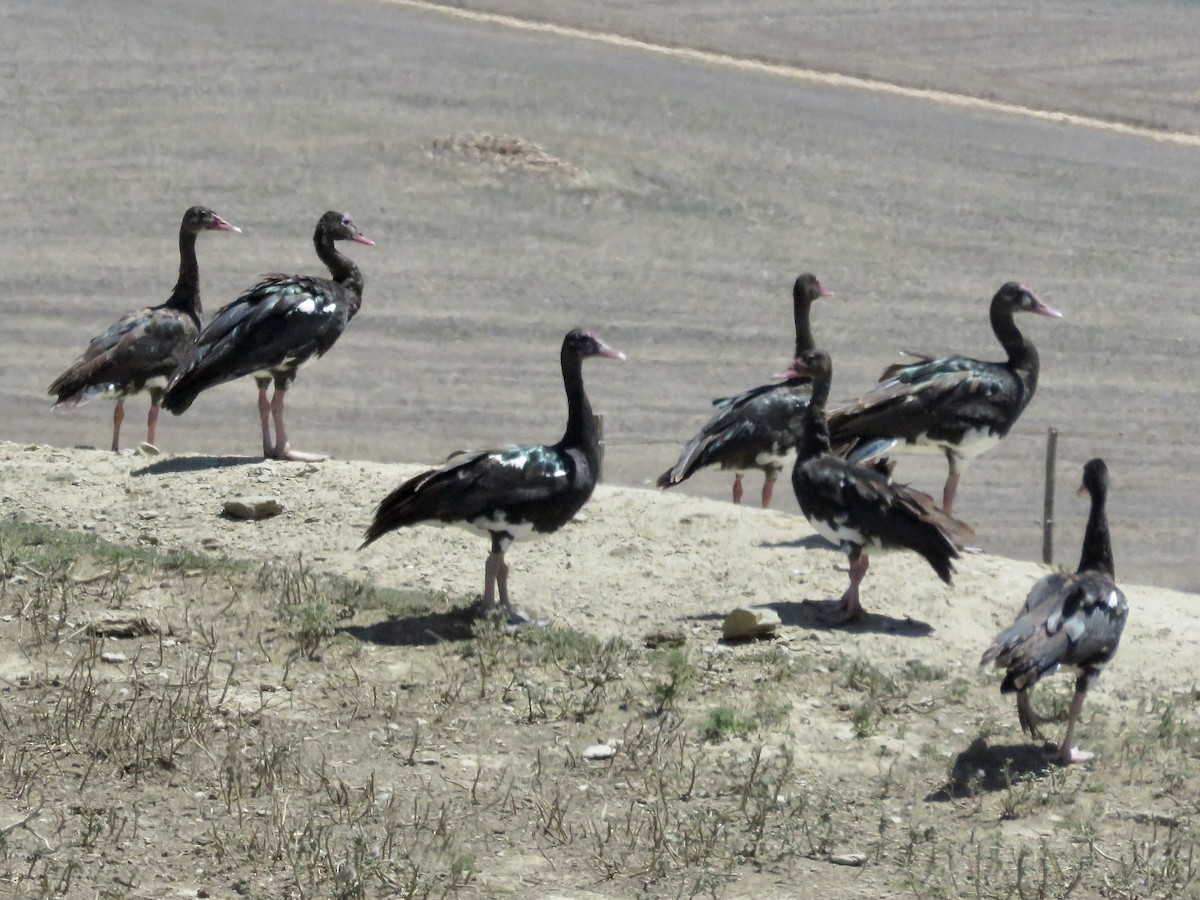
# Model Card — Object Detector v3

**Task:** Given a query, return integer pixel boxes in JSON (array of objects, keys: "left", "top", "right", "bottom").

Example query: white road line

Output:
[{"left": 382, "top": 0, "right": 1200, "bottom": 148}]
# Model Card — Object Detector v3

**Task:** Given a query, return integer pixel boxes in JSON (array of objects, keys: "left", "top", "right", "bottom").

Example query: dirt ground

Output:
[{"left": 1, "top": 441, "right": 1198, "bottom": 898}]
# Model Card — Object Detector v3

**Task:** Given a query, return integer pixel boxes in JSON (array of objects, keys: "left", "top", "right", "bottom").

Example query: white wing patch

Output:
[
  {"left": 808, "top": 515, "right": 866, "bottom": 551},
  {"left": 295, "top": 298, "right": 317, "bottom": 314},
  {"left": 1063, "top": 614, "right": 1087, "bottom": 642},
  {"left": 498, "top": 452, "right": 529, "bottom": 470}
]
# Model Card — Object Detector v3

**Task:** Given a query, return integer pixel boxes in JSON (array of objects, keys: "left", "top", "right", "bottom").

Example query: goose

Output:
[
  {"left": 163, "top": 210, "right": 373, "bottom": 461},
  {"left": 48, "top": 206, "right": 240, "bottom": 451},
  {"left": 982, "top": 459, "right": 1127, "bottom": 764},
  {"left": 788, "top": 348, "right": 975, "bottom": 624},
  {"left": 828, "top": 282, "right": 1061, "bottom": 514},
  {"left": 657, "top": 273, "right": 833, "bottom": 507},
  {"left": 361, "top": 329, "right": 624, "bottom": 620}
]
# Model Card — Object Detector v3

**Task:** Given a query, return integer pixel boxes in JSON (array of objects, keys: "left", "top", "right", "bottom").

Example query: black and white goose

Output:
[
  {"left": 48, "top": 206, "right": 240, "bottom": 451},
  {"left": 163, "top": 210, "right": 373, "bottom": 461},
  {"left": 981, "top": 459, "right": 1127, "bottom": 765},
  {"left": 828, "top": 282, "right": 1061, "bottom": 515},
  {"left": 656, "top": 273, "right": 834, "bottom": 507},
  {"left": 787, "top": 349, "right": 975, "bottom": 625},
  {"left": 360, "top": 329, "right": 625, "bottom": 619}
]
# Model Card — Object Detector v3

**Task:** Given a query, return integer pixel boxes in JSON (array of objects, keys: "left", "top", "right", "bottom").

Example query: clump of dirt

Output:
[{"left": 430, "top": 132, "right": 581, "bottom": 176}]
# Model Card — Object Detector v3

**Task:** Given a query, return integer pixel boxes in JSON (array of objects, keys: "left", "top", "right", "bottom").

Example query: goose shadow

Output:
[
  {"left": 132, "top": 455, "right": 263, "bottom": 477},
  {"left": 337, "top": 604, "right": 482, "bottom": 647},
  {"left": 926, "top": 737, "right": 1055, "bottom": 801},
  {"left": 767, "top": 600, "right": 933, "bottom": 637},
  {"left": 759, "top": 534, "right": 833, "bottom": 551}
]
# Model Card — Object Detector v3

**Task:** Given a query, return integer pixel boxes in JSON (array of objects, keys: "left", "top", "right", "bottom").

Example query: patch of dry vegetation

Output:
[
  {"left": 429, "top": 133, "right": 581, "bottom": 178},
  {"left": 0, "top": 521, "right": 1198, "bottom": 897}
]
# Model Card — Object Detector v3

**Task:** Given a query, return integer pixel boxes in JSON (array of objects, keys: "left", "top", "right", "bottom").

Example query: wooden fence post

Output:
[{"left": 1042, "top": 427, "right": 1058, "bottom": 565}]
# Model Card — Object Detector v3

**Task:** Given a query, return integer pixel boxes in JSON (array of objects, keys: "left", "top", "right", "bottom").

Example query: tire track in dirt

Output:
[{"left": 383, "top": 0, "right": 1200, "bottom": 147}]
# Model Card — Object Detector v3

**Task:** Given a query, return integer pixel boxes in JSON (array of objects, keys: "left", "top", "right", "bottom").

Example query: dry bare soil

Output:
[{"left": 1, "top": 442, "right": 1198, "bottom": 898}]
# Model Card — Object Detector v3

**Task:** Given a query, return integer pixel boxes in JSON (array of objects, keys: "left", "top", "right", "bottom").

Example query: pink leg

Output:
[
  {"left": 111, "top": 400, "right": 125, "bottom": 452},
  {"left": 806, "top": 551, "right": 869, "bottom": 624},
  {"left": 1055, "top": 689, "right": 1094, "bottom": 764},
  {"left": 761, "top": 475, "right": 775, "bottom": 508},
  {"left": 942, "top": 473, "right": 959, "bottom": 515},
  {"left": 257, "top": 385, "right": 272, "bottom": 457},
  {"left": 942, "top": 454, "right": 962, "bottom": 514},
  {"left": 269, "top": 387, "right": 327, "bottom": 462},
  {"left": 732, "top": 474, "right": 744, "bottom": 504}
]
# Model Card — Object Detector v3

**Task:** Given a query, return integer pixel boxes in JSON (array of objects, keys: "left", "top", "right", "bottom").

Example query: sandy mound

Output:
[{"left": 1, "top": 441, "right": 1190, "bottom": 689}]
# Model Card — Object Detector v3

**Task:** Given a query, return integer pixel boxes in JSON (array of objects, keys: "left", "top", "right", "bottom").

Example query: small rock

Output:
[
  {"left": 223, "top": 496, "right": 284, "bottom": 520},
  {"left": 830, "top": 852, "right": 867, "bottom": 867},
  {"left": 721, "top": 606, "right": 781, "bottom": 641},
  {"left": 136, "top": 442, "right": 161, "bottom": 456},
  {"left": 582, "top": 744, "right": 616, "bottom": 761}
]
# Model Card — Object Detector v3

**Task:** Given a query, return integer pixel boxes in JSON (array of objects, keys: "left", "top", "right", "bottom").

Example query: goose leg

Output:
[
  {"left": 761, "top": 472, "right": 776, "bottom": 508},
  {"left": 942, "top": 451, "right": 961, "bottom": 514},
  {"left": 495, "top": 554, "right": 511, "bottom": 612},
  {"left": 111, "top": 400, "right": 125, "bottom": 452},
  {"left": 269, "top": 385, "right": 328, "bottom": 462},
  {"left": 256, "top": 377, "right": 273, "bottom": 457},
  {"left": 1054, "top": 680, "right": 1095, "bottom": 765},
  {"left": 1016, "top": 689, "right": 1047, "bottom": 740},
  {"left": 807, "top": 549, "right": 869, "bottom": 624},
  {"left": 481, "top": 551, "right": 501, "bottom": 610},
  {"left": 146, "top": 389, "right": 162, "bottom": 447},
  {"left": 732, "top": 474, "right": 744, "bottom": 505}
]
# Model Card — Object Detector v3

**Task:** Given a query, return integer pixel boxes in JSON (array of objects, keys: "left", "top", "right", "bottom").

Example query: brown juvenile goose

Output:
[{"left": 48, "top": 206, "right": 240, "bottom": 451}]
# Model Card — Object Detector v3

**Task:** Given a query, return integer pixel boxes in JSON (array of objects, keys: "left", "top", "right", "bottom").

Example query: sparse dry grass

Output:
[{"left": 1, "top": 521, "right": 1198, "bottom": 897}]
